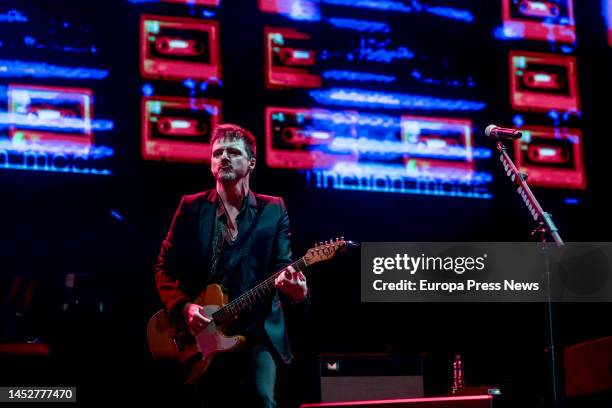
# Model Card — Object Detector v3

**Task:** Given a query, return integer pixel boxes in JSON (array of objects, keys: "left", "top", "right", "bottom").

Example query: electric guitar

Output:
[{"left": 147, "top": 237, "right": 353, "bottom": 384}]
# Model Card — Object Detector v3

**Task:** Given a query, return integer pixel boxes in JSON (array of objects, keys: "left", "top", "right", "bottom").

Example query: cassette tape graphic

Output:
[
  {"left": 400, "top": 116, "right": 474, "bottom": 176},
  {"left": 140, "top": 15, "right": 221, "bottom": 82},
  {"left": 265, "top": 27, "right": 321, "bottom": 89},
  {"left": 8, "top": 84, "right": 93, "bottom": 146},
  {"left": 142, "top": 96, "right": 221, "bottom": 162},
  {"left": 514, "top": 126, "right": 585, "bottom": 189},
  {"left": 509, "top": 51, "right": 579, "bottom": 112},
  {"left": 502, "top": 0, "right": 576, "bottom": 43},
  {"left": 266, "top": 106, "right": 357, "bottom": 169}
]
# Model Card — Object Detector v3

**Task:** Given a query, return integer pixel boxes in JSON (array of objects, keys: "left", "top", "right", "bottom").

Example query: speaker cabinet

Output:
[{"left": 317, "top": 353, "right": 424, "bottom": 403}]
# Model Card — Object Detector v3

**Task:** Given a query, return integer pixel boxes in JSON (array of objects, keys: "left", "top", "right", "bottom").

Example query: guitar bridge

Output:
[{"left": 173, "top": 330, "right": 197, "bottom": 351}]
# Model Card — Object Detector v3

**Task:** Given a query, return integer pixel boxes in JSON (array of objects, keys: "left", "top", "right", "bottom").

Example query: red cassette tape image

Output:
[
  {"left": 142, "top": 96, "right": 221, "bottom": 163},
  {"left": 514, "top": 126, "right": 585, "bottom": 189},
  {"left": 502, "top": 0, "right": 576, "bottom": 43},
  {"left": 400, "top": 116, "right": 475, "bottom": 175},
  {"left": 265, "top": 106, "right": 357, "bottom": 169},
  {"left": 8, "top": 84, "right": 93, "bottom": 146},
  {"left": 140, "top": 15, "right": 221, "bottom": 82},
  {"left": 265, "top": 27, "right": 321, "bottom": 89},
  {"left": 509, "top": 51, "right": 579, "bottom": 112}
]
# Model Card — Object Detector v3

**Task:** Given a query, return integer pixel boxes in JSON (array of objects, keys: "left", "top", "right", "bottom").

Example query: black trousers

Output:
[{"left": 192, "top": 344, "right": 278, "bottom": 408}]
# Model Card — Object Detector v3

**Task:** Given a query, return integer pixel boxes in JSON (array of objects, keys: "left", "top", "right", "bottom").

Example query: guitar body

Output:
[{"left": 147, "top": 284, "right": 246, "bottom": 384}]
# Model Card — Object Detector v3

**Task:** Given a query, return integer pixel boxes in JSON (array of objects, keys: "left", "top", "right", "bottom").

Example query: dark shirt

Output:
[
  {"left": 209, "top": 193, "right": 269, "bottom": 346},
  {"left": 209, "top": 194, "right": 248, "bottom": 290}
]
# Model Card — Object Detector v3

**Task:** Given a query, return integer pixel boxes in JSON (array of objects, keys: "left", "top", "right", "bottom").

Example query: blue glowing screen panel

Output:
[
  {"left": 1, "top": 1, "right": 589, "bottom": 193},
  {"left": 258, "top": 0, "right": 588, "bottom": 196},
  {"left": 261, "top": 1, "right": 493, "bottom": 198},
  {"left": 1, "top": 83, "right": 112, "bottom": 175},
  {"left": 265, "top": 107, "right": 493, "bottom": 199},
  {"left": 0, "top": 4, "right": 113, "bottom": 175}
]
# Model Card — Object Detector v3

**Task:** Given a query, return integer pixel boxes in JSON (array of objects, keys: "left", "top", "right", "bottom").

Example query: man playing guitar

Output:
[{"left": 154, "top": 124, "right": 308, "bottom": 407}]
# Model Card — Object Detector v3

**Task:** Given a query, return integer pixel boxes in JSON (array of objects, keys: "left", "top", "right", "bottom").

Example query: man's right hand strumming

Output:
[{"left": 182, "top": 302, "right": 212, "bottom": 335}]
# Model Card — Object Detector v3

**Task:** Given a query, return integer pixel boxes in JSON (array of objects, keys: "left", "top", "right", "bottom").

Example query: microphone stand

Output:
[{"left": 494, "top": 140, "right": 564, "bottom": 407}]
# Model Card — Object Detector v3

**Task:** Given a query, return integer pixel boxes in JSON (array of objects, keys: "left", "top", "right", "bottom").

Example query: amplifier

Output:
[
  {"left": 317, "top": 353, "right": 424, "bottom": 403},
  {"left": 565, "top": 336, "right": 612, "bottom": 397}
]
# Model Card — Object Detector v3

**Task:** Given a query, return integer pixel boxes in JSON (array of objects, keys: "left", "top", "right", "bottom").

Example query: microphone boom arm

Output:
[{"left": 496, "top": 141, "right": 564, "bottom": 246}]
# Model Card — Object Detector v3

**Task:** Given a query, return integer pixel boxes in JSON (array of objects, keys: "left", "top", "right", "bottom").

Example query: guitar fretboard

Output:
[{"left": 212, "top": 256, "right": 308, "bottom": 325}]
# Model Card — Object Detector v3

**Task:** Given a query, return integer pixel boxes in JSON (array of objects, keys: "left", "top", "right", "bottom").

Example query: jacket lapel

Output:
[{"left": 198, "top": 189, "right": 217, "bottom": 263}]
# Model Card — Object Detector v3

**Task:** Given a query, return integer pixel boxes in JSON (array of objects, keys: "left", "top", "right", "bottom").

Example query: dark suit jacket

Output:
[{"left": 154, "top": 189, "right": 304, "bottom": 364}]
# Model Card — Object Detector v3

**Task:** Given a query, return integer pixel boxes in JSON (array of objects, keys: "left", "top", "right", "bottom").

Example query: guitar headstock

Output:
[{"left": 304, "top": 237, "right": 354, "bottom": 266}]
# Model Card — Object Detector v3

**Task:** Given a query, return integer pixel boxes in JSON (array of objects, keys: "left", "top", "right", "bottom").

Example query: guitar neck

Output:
[{"left": 212, "top": 256, "right": 308, "bottom": 325}]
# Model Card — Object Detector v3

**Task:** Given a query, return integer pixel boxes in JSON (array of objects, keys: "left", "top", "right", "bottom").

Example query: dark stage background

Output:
[{"left": 0, "top": 1, "right": 611, "bottom": 407}]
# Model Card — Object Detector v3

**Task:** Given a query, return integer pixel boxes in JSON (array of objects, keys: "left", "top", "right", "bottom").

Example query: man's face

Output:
[{"left": 211, "top": 137, "right": 255, "bottom": 183}]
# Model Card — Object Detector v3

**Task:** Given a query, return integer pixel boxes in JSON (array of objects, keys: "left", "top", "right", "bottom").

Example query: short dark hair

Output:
[{"left": 210, "top": 124, "right": 257, "bottom": 159}]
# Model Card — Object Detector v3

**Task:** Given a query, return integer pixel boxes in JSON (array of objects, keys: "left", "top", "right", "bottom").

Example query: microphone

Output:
[{"left": 485, "top": 124, "right": 522, "bottom": 140}]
